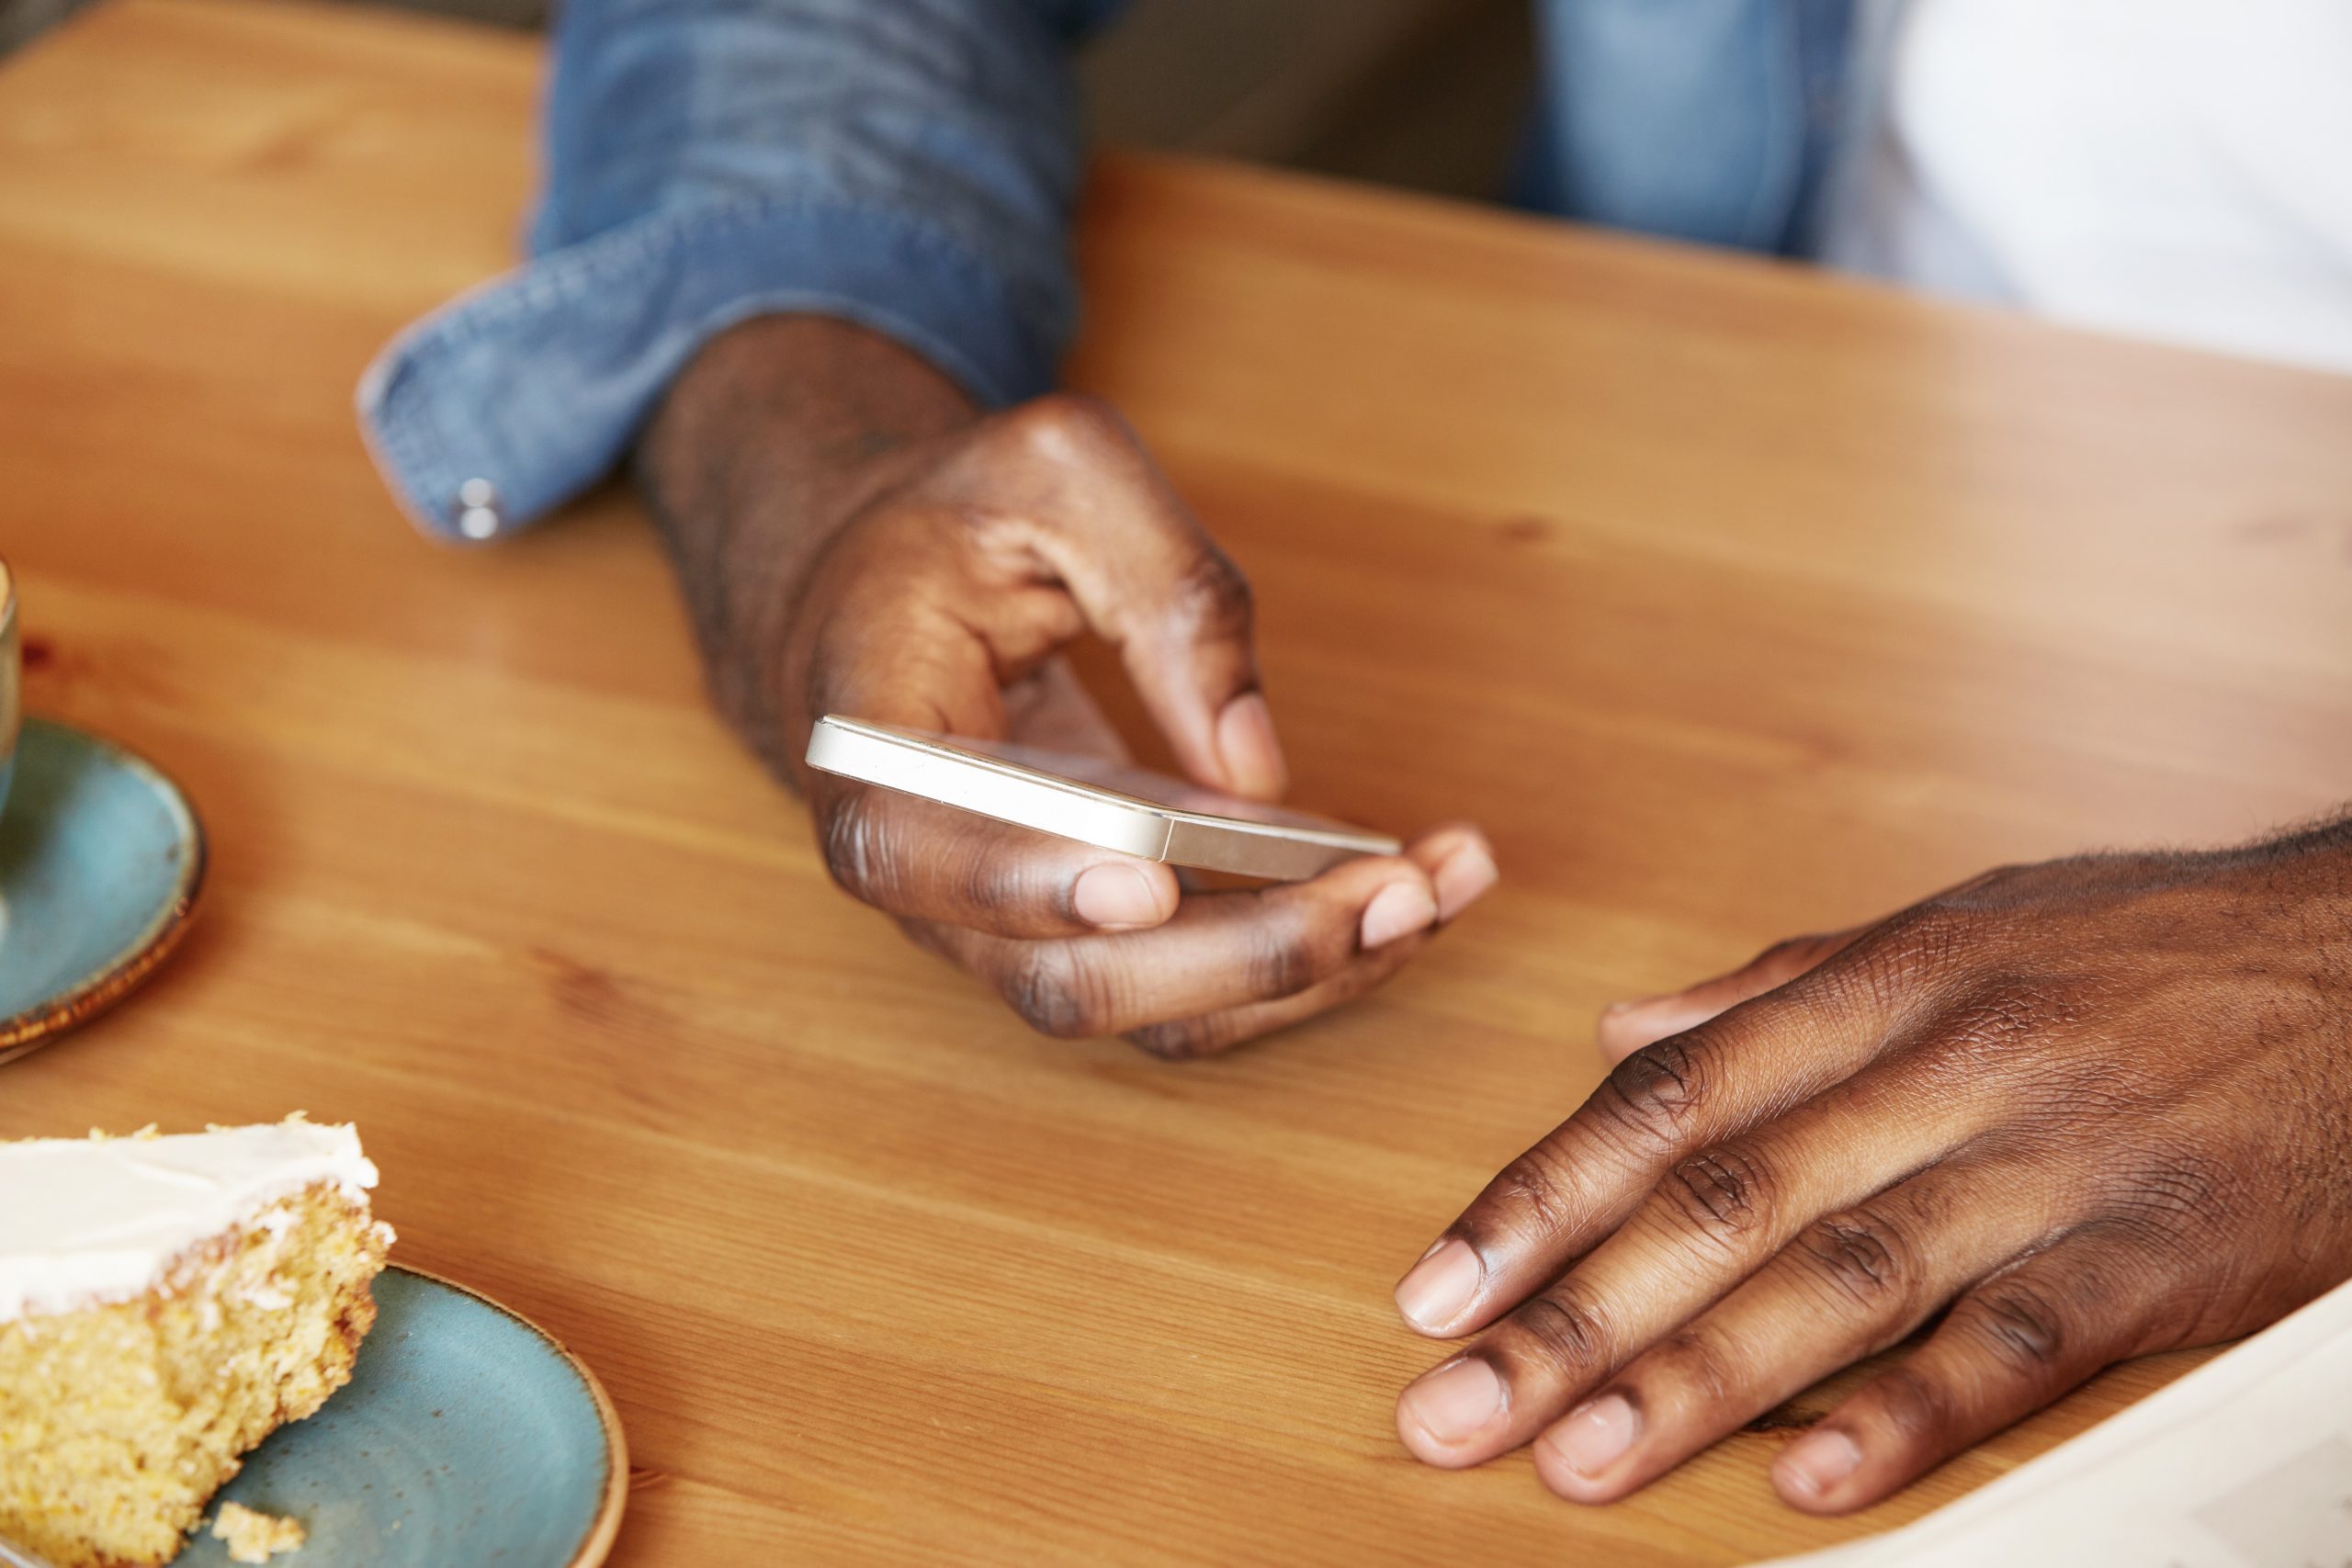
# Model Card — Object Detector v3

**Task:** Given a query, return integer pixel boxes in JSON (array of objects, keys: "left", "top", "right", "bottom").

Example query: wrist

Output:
[{"left": 635, "top": 314, "right": 979, "bottom": 773}]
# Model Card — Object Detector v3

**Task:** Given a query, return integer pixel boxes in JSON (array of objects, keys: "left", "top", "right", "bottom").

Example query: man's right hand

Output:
[{"left": 637, "top": 315, "right": 1494, "bottom": 1056}]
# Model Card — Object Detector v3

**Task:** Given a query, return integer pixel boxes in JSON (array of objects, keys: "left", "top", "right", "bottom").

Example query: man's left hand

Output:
[{"left": 1390, "top": 818, "right": 2352, "bottom": 1511}]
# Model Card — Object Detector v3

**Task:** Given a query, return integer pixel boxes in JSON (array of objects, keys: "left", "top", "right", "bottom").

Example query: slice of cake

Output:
[{"left": 0, "top": 1117, "right": 392, "bottom": 1568}]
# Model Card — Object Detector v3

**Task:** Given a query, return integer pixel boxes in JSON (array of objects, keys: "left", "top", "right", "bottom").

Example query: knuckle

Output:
[
  {"left": 1241, "top": 926, "right": 1336, "bottom": 1001},
  {"left": 2106, "top": 1153, "right": 2228, "bottom": 1235},
  {"left": 2069, "top": 1216, "right": 2211, "bottom": 1337},
  {"left": 1907, "top": 980, "right": 2117, "bottom": 1122},
  {"left": 1793, "top": 1211, "right": 1913, "bottom": 1310},
  {"left": 1960, "top": 1279, "right": 2071, "bottom": 1376},
  {"left": 1167, "top": 545, "right": 1255, "bottom": 637},
  {"left": 1870, "top": 1363, "right": 1955, "bottom": 1445},
  {"left": 1243, "top": 909, "right": 1339, "bottom": 1002},
  {"left": 1942, "top": 979, "right": 2091, "bottom": 1060},
  {"left": 960, "top": 844, "right": 1030, "bottom": 920},
  {"left": 999, "top": 945, "right": 1114, "bottom": 1040},
  {"left": 1649, "top": 1329, "right": 1739, "bottom": 1409},
  {"left": 1601, "top": 1037, "right": 1713, "bottom": 1151},
  {"left": 1480, "top": 1143, "right": 1586, "bottom": 1245},
  {"left": 1660, "top": 1142, "right": 1777, "bottom": 1247},
  {"left": 1122, "top": 1020, "right": 1210, "bottom": 1062},
  {"left": 1005, "top": 389, "right": 1126, "bottom": 462},
  {"left": 1505, "top": 1290, "right": 1612, "bottom": 1376}
]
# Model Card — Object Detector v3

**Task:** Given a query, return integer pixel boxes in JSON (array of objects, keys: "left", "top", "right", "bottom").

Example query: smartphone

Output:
[{"left": 804, "top": 715, "right": 1400, "bottom": 881}]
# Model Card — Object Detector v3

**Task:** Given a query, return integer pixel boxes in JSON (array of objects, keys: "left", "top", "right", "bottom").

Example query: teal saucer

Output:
[
  {"left": 0, "top": 718, "right": 205, "bottom": 1066},
  {"left": 172, "top": 1266, "right": 629, "bottom": 1567}
]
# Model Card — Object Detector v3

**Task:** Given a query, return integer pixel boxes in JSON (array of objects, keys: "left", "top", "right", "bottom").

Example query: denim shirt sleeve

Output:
[{"left": 356, "top": 0, "right": 1123, "bottom": 542}]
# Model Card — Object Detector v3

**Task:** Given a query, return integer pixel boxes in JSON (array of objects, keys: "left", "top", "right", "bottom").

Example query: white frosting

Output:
[{"left": 0, "top": 1120, "right": 379, "bottom": 1322}]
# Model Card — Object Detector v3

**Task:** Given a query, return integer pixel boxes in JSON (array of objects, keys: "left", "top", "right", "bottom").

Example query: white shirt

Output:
[{"left": 1827, "top": 0, "right": 2352, "bottom": 377}]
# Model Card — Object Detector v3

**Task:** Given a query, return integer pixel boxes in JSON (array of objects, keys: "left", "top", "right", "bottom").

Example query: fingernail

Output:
[
  {"left": 1547, "top": 1393, "right": 1638, "bottom": 1477},
  {"left": 1216, "top": 692, "right": 1288, "bottom": 799},
  {"left": 1360, "top": 881, "right": 1438, "bottom": 949},
  {"left": 1394, "top": 1237, "right": 1482, "bottom": 1330},
  {"left": 1398, "top": 1357, "right": 1504, "bottom": 1446},
  {"left": 1776, "top": 1428, "right": 1863, "bottom": 1500},
  {"left": 1596, "top": 994, "right": 1708, "bottom": 1055},
  {"left": 1072, "top": 863, "right": 1164, "bottom": 929},
  {"left": 1605, "top": 993, "right": 1668, "bottom": 1016},
  {"left": 1432, "top": 840, "right": 1498, "bottom": 922}
]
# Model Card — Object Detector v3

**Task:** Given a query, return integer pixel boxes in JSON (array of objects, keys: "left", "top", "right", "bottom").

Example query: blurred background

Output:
[{"left": 0, "top": 0, "right": 1536, "bottom": 200}]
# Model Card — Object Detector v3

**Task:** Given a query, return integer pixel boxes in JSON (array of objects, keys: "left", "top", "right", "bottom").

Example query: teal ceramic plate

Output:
[
  {"left": 172, "top": 1266, "right": 629, "bottom": 1567},
  {"left": 0, "top": 718, "right": 205, "bottom": 1066}
]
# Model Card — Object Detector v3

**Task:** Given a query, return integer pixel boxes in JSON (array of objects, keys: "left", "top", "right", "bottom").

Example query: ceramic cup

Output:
[{"left": 0, "top": 558, "right": 17, "bottom": 824}]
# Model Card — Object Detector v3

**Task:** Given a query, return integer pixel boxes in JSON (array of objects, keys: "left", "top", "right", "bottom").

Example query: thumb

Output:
[{"left": 1596, "top": 929, "right": 1863, "bottom": 1064}]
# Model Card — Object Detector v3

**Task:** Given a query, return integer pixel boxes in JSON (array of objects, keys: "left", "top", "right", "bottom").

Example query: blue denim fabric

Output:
[
  {"left": 1519, "top": 0, "right": 1854, "bottom": 254},
  {"left": 357, "top": 0, "right": 1122, "bottom": 539},
  {"left": 358, "top": 0, "right": 1853, "bottom": 541}
]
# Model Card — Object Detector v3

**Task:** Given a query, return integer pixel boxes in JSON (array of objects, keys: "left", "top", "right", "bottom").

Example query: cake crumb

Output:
[{"left": 211, "top": 1502, "right": 306, "bottom": 1563}]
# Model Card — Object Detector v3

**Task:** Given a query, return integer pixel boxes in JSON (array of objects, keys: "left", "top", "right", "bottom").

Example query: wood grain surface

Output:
[{"left": 4, "top": 3, "right": 2350, "bottom": 1562}]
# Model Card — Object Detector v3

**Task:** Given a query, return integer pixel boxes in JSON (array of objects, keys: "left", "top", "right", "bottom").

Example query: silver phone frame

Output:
[{"left": 804, "top": 715, "right": 1400, "bottom": 881}]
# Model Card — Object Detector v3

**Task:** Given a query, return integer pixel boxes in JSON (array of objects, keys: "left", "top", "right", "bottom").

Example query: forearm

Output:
[{"left": 635, "top": 315, "right": 979, "bottom": 779}]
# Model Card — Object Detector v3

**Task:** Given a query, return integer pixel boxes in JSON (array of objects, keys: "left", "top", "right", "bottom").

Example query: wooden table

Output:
[{"left": 6, "top": 3, "right": 2351, "bottom": 1562}]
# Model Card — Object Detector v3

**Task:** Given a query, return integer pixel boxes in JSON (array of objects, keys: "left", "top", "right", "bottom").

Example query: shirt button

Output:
[{"left": 456, "top": 478, "right": 500, "bottom": 540}]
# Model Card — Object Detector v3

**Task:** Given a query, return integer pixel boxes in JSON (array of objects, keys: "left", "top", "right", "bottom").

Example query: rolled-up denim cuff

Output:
[{"left": 356, "top": 197, "right": 1057, "bottom": 542}]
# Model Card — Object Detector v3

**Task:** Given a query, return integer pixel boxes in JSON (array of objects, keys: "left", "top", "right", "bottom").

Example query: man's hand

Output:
[
  {"left": 639, "top": 316, "right": 1492, "bottom": 1055},
  {"left": 1390, "top": 819, "right": 2352, "bottom": 1509}
]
